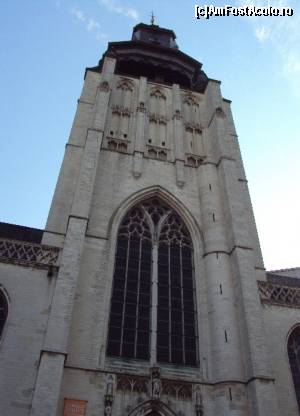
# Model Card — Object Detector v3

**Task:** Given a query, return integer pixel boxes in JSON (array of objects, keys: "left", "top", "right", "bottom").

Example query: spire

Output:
[{"left": 150, "top": 11, "right": 156, "bottom": 25}]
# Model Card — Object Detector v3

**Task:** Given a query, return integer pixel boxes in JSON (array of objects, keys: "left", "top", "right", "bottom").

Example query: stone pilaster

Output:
[
  {"left": 132, "top": 76, "right": 147, "bottom": 178},
  {"left": 172, "top": 83, "right": 185, "bottom": 187},
  {"left": 30, "top": 57, "right": 116, "bottom": 416}
]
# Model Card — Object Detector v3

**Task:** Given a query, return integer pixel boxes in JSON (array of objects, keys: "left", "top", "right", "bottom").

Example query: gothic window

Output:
[
  {"left": 0, "top": 290, "right": 8, "bottom": 339},
  {"left": 107, "top": 198, "right": 198, "bottom": 366},
  {"left": 288, "top": 326, "right": 300, "bottom": 411}
]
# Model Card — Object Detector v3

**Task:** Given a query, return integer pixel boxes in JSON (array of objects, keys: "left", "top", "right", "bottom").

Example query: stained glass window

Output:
[{"left": 107, "top": 198, "right": 198, "bottom": 366}]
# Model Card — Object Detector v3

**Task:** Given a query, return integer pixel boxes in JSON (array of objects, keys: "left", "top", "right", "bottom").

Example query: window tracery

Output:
[{"left": 107, "top": 198, "right": 198, "bottom": 366}]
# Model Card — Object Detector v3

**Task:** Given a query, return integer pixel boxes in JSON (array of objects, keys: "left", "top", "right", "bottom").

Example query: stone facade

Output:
[{"left": 0, "top": 23, "right": 299, "bottom": 416}]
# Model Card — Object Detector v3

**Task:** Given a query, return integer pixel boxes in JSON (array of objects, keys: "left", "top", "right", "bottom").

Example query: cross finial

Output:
[{"left": 151, "top": 11, "right": 156, "bottom": 25}]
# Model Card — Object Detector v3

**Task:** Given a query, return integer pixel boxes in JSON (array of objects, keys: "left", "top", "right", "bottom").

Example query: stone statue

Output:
[{"left": 151, "top": 367, "right": 161, "bottom": 399}]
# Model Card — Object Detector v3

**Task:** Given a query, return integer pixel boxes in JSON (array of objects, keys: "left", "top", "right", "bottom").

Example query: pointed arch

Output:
[
  {"left": 106, "top": 191, "right": 200, "bottom": 365},
  {"left": 116, "top": 77, "right": 134, "bottom": 91},
  {"left": 182, "top": 93, "right": 200, "bottom": 107},
  {"left": 150, "top": 86, "right": 166, "bottom": 100},
  {"left": 128, "top": 399, "right": 178, "bottom": 416},
  {"left": 107, "top": 185, "right": 203, "bottom": 249},
  {"left": 288, "top": 325, "right": 300, "bottom": 411}
]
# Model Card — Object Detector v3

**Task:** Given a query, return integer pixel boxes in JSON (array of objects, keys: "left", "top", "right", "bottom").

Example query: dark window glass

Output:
[
  {"left": 288, "top": 327, "right": 300, "bottom": 411},
  {"left": 107, "top": 199, "right": 199, "bottom": 367},
  {"left": 157, "top": 213, "right": 198, "bottom": 366},
  {"left": 107, "top": 207, "right": 151, "bottom": 359},
  {"left": 0, "top": 291, "right": 8, "bottom": 338}
]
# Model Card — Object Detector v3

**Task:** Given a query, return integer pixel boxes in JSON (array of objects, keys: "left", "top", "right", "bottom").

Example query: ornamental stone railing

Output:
[
  {"left": 258, "top": 280, "right": 300, "bottom": 308},
  {"left": 0, "top": 238, "right": 60, "bottom": 269}
]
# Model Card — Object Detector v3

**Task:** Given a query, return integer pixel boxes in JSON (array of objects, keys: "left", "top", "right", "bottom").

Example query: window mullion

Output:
[
  {"left": 180, "top": 245, "right": 185, "bottom": 364},
  {"left": 120, "top": 237, "right": 130, "bottom": 356},
  {"left": 150, "top": 243, "right": 158, "bottom": 365},
  {"left": 168, "top": 243, "right": 171, "bottom": 363},
  {"left": 134, "top": 238, "right": 142, "bottom": 358}
]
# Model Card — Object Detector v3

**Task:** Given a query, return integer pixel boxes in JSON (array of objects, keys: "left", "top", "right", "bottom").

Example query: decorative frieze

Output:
[
  {"left": 258, "top": 280, "right": 300, "bottom": 308},
  {"left": 116, "top": 373, "right": 192, "bottom": 401},
  {"left": 0, "top": 238, "right": 59, "bottom": 269},
  {"left": 117, "top": 375, "right": 148, "bottom": 394},
  {"left": 111, "top": 105, "right": 131, "bottom": 117},
  {"left": 162, "top": 380, "right": 192, "bottom": 400},
  {"left": 148, "top": 113, "right": 168, "bottom": 125}
]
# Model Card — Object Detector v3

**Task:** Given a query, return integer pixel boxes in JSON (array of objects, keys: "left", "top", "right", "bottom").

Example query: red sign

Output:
[{"left": 64, "top": 399, "right": 87, "bottom": 416}]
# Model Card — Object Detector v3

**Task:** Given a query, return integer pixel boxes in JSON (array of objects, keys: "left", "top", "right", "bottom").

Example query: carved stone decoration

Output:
[
  {"left": 111, "top": 105, "right": 131, "bottom": 117},
  {"left": 162, "top": 380, "right": 192, "bottom": 400},
  {"left": 106, "top": 138, "right": 128, "bottom": 153},
  {"left": 117, "top": 77, "right": 134, "bottom": 91},
  {"left": 195, "top": 386, "right": 203, "bottom": 416},
  {"left": 258, "top": 280, "right": 300, "bottom": 308},
  {"left": 184, "top": 122, "right": 202, "bottom": 134},
  {"left": 104, "top": 375, "right": 114, "bottom": 416},
  {"left": 172, "top": 109, "right": 182, "bottom": 120},
  {"left": 215, "top": 107, "right": 226, "bottom": 118},
  {"left": 148, "top": 113, "right": 168, "bottom": 125},
  {"left": 147, "top": 145, "right": 168, "bottom": 161},
  {"left": 151, "top": 367, "right": 161, "bottom": 400},
  {"left": 150, "top": 86, "right": 166, "bottom": 100},
  {"left": 117, "top": 375, "right": 149, "bottom": 394},
  {"left": 186, "top": 154, "right": 205, "bottom": 168},
  {"left": 128, "top": 399, "right": 177, "bottom": 416},
  {"left": 183, "top": 93, "right": 200, "bottom": 107},
  {"left": 137, "top": 102, "right": 146, "bottom": 113},
  {"left": 0, "top": 238, "right": 60, "bottom": 269},
  {"left": 99, "top": 81, "right": 110, "bottom": 92}
]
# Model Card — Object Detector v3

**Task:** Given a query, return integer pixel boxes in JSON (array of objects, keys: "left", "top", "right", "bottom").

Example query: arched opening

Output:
[
  {"left": 288, "top": 326, "right": 300, "bottom": 411},
  {"left": 107, "top": 197, "right": 198, "bottom": 366},
  {"left": 0, "top": 289, "right": 8, "bottom": 339},
  {"left": 127, "top": 398, "right": 178, "bottom": 416}
]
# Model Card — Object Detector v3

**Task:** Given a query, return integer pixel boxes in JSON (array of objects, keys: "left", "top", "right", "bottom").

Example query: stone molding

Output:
[
  {"left": 0, "top": 238, "right": 60, "bottom": 269},
  {"left": 258, "top": 280, "right": 300, "bottom": 308}
]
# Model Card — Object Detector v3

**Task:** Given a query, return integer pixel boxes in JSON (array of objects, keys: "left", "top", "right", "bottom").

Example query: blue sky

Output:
[{"left": 0, "top": 0, "right": 299, "bottom": 270}]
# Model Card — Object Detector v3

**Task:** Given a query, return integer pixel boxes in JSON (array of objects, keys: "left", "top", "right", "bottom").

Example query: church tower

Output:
[{"left": 25, "top": 22, "right": 280, "bottom": 416}]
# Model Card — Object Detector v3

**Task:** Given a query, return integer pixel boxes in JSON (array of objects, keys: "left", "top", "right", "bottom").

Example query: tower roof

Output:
[{"left": 88, "top": 23, "right": 208, "bottom": 93}]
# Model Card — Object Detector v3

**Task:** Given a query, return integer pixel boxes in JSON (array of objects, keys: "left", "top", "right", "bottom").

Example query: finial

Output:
[{"left": 151, "top": 11, "right": 156, "bottom": 25}]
